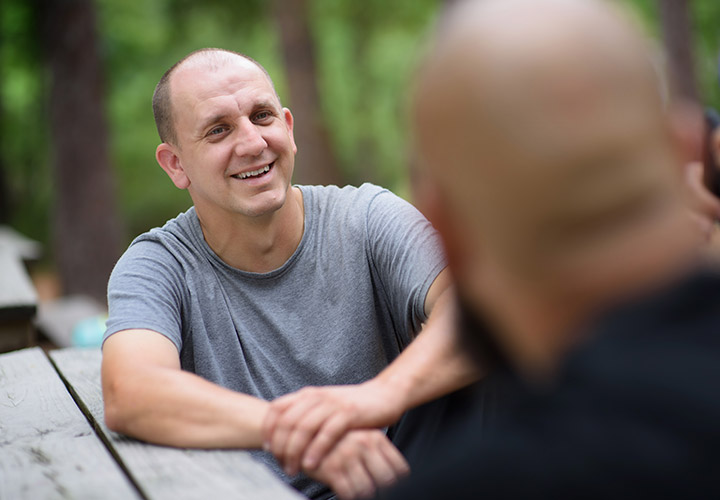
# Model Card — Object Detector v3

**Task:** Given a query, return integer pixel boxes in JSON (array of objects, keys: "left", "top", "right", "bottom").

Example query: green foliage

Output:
[
  {"left": 692, "top": 0, "right": 720, "bottom": 109},
  {"left": 1, "top": 0, "right": 719, "bottom": 253},
  {"left": 0, "top": 0, "right": 52, "bottom": 247}
]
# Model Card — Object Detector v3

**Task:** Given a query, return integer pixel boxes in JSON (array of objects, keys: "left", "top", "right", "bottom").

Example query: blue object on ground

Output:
[{"left": 71, "top": 315, "right": 108, "bottom": 348}]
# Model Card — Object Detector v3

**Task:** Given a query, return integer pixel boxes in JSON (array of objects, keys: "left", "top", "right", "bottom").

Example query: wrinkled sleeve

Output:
[
  {"left": 103, "top": 238, "right": 185, "bottom": 352},
  {"left": 365, "top": 188, "right": 447, "bottom": 343}
]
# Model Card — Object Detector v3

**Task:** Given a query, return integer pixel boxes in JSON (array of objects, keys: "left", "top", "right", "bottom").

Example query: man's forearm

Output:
[
  {"left": 367, "top": 289, "right": 482, "bottom": 414},
  {"left": 102, "top": 334, "right": 269, "bottom": 449},
  {"left": 104, "top": 366, "right": 268, "bottom": 448}
]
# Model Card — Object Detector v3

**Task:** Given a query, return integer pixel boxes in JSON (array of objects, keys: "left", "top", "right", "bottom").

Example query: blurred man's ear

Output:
[
  {"left": 670, "top": 101, "right": 720, "bottom": 232},
  {"left": 156, "top": 143, "right": 191, "bottom": 190},
  {"left": 668, "top": 100, "right": 704, "bottom": 165},
  {"left": 682, "top": 161, "right": 720, "bottom": 232}
]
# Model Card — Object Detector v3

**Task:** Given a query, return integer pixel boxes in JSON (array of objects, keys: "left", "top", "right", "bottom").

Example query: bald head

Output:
[
  {"left": 152, "top": 48, "right": 277, "bottom": 145},
  {"left": 415, "top": 0, "right": 692, "bottom": 289}
]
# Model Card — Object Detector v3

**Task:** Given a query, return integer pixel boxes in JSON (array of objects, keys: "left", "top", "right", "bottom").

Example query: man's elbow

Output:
[{"left": 102, "top": 374, "right": 136, "bottom": 434}]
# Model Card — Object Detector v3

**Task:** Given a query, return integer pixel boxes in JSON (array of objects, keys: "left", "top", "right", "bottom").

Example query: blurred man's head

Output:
[{"left": 414, "top": 0, "right": 700, "bottom": 377}]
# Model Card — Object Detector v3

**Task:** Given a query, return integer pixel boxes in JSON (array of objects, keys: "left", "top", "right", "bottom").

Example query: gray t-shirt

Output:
[{"left": 104, "top": 183, "right": 446, "bottom": 499}]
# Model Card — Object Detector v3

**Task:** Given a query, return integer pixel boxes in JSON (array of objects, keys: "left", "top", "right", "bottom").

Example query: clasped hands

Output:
[{"left": 261, "top": 382, "right": 410, "bottom": 500}]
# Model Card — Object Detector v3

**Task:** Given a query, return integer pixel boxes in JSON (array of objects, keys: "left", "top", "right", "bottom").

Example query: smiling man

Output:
[{"left": 101, "top": 49, "right": 480, "bottom": 500}]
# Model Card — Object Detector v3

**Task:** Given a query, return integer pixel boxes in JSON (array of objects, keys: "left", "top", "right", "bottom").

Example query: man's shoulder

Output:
[
  {"left": 299, "top": 183, "right": 411, "bottom": 218},
  {"left": 120, "top": 207, "right": 202, "bottom": 263},
  {"left": 299, "top": 183, "right": 388, "bottom": 204},
  {"left": 557, "top": 268, "right": 720, "bottom": 422}
]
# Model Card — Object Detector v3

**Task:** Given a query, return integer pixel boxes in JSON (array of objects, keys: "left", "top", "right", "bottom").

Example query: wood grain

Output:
[
  {"left": 0, "top": 347, "right": 140, "bottom": 499},
  {"left": 50, "top": 348, "right": 307, "bottom": 500}
]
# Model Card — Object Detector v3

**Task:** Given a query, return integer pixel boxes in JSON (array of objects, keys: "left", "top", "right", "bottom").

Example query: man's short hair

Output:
[{"left": 152, "top": 48, "right": 275, "bottom": 145}]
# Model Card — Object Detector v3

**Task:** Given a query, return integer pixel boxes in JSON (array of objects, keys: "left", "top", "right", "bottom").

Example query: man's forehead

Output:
[
  {"left": 174, "top": 57, "right": 268, "bottom": 94},
  {"left": 170, "top": 55, "right": 277, "bottom": 113}
]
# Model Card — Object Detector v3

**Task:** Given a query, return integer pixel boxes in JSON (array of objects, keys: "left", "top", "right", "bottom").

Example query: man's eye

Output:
[
  {"left": 254, "top": 111, "right": 272, "bottom": 122},
  {"left": 209, "top": 126, "right": 227, "bottom": 136}
]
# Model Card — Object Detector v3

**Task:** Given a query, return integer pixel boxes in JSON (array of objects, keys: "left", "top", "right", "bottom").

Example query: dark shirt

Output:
[{"left": 384, "top": 270, "right": 720, "bottom": 499}]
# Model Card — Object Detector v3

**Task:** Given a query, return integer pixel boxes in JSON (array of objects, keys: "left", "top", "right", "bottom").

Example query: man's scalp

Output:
[{"left": 152, "top": 48, "right": 276, "bottom": 145}]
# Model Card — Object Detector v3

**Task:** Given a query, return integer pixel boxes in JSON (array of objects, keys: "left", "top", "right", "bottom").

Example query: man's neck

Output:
[{"left": 196, "top": 187, "right": 305, "bottom": 273}]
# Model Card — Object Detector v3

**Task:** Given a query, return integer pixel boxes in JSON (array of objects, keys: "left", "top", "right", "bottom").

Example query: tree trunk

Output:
[
  {"left": 36, "top": 0, "right": 122, "bottom": 304},
  {"left": 271, "top": 0, "right": 342, "bottom": 186},
  {"left": 658, "top": 0, "right": 699, "bottom": 102}
]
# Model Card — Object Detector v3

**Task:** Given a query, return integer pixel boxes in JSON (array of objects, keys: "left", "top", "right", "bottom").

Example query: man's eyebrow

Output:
[
  {"left": 195, "top": 99, "right": 280, "bottom": 133},
  {"left": 196, "top": 113, "right": 232, "bottom": 134},
  {"left": 253, "top": 100, "right": 281, "bottom": 112}
]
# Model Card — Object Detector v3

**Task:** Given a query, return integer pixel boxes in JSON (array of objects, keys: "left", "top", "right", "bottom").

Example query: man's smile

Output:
[{"left": 231, "top": 162, "right": 275, "bottom": 180}]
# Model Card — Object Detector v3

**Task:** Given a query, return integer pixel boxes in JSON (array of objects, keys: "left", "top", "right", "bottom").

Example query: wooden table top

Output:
[{"left": 0, "top": 347, "right": 307, "bottom": 500}]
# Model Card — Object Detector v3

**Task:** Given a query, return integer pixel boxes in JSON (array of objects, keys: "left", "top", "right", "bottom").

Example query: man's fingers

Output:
[
  {"left": 302, "top": 413, "right": 351, "bottom": 470},
  {"left": 360, "top": 446, "right": 398, "bottom": 489},
  {"left": 262, "top": 396, "right": 295, "bottom": 445},
  {"left": 377, "top": 438, "right": 411, "bottom": 482},
  {"left": 268, "top": 397, "right": 320, "bottom": 462},
  {"left": 342, "top": 456, "right": 376, "bottom": 500},
  {"left": 262, "top": 388, "right": 316, "bottom": 444},
  {"left": 280, "top": 405, "right": 335, "bottom": 476},
  {"left": 329, "top": 475, "right": 355, "bottom": 500}
]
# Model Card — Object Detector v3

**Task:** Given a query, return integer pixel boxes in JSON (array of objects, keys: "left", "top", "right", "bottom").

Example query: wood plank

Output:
[
  {"left": 0, "top": 347, "right": 140, "bottom": 499},
  {"left": 50, "top": 348, "right": 307, "bottom": 500}
]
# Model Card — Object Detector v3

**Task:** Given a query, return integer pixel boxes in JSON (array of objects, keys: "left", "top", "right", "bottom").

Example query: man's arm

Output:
[
  {"left": 263, "top": 269, "right": 483, "bottom": 475},
  {"left": 102, "top": 329, "right": 269, "bottom": 448}
]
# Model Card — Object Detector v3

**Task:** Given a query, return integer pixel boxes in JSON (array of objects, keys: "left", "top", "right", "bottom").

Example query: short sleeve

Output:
[
  {"left": 365, "top": 187, "right": 447, "bottom": 338},
  {"left": 103, "top": 238, "right": 186, "bottom": 351}
]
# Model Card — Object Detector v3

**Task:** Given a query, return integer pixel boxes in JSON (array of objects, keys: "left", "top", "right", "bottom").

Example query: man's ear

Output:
[
  {"left": 156, "top": 143, "right": 190, "bottom": 190},
  {"left": 283, "top": 108, "right": 297, "bottom": 155},
  {"left": 667, "top": 100, "right": 704, "bottom": 165}
]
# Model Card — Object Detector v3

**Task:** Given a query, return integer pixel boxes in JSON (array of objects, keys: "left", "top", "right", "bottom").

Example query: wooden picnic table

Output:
[
  {"left": 0, "top": 347, "right": 307, "bottom": 500},
  {"left": 0, "top": 226, "right": 41, "bottom": 353}
]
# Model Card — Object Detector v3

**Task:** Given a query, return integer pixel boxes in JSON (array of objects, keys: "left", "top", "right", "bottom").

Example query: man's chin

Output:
[{"left": 237, "top": 189, "right": 289, "bottom": 218}]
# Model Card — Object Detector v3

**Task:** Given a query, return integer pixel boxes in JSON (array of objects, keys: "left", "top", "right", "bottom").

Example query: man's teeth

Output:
[{"left": 237, "top": 165, "right": 271, "bottom": 179}]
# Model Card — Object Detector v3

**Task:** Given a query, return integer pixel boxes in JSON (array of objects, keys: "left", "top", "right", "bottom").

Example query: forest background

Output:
[{"left": 0, "top": 0, "right": 718, "bottom": 303}]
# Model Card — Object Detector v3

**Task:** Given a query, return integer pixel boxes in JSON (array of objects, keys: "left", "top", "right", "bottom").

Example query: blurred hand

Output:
[
  {"left": 262, "top": 382, "right": 404, "bottom": 476},
  {"left": 308, "top": 429, "right": 410, "bottom": 500}
]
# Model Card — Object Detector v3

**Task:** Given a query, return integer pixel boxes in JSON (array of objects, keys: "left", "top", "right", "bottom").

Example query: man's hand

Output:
[
  {"left": 307, "top": 429, "right": 409, "bottom": 500},
  {"left": 263, "top": 381, "right": 403, "bottom": 476}
]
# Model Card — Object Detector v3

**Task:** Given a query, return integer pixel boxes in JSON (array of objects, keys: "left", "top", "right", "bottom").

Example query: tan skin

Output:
[
  {"left": 102, "top": 52, "right": 480, "bottom": 500},
  {"left": 412, "top": 0, "right": 703, "bottom": 381}
]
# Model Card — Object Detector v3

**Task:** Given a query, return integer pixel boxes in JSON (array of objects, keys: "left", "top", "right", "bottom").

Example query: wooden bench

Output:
[
  {"left": 0, "top": 347, "right": 307, "bottom": 499},
  {"left": 0, "top": 243, "right": 38, "bottom": 352}
]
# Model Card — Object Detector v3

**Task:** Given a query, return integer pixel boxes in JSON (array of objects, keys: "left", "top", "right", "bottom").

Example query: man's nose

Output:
[{"left": 234, "top": 118, "right": 268, "bottom": 157}]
